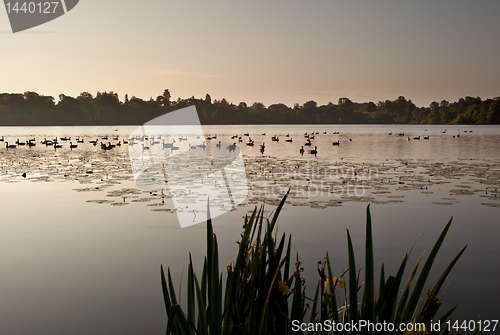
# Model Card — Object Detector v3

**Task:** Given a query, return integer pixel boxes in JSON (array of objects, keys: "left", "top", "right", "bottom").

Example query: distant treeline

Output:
[{"left": 0, "top": 90, "right": 499, "bottom": 126}]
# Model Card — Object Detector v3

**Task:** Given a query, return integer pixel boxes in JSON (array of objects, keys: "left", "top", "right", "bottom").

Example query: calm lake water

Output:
[{"left": 0, "top": 124, "right": 499, "bottom": 334}]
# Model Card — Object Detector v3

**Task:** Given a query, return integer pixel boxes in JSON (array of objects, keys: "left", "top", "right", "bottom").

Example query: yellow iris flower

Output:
[{"left": 278, "top": 281, "right": 289, "bottom": 295}]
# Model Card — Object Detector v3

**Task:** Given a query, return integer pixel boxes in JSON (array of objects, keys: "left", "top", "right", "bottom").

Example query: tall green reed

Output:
[{"left": 160, "top": 192, "right": 469, "bottom": 334}]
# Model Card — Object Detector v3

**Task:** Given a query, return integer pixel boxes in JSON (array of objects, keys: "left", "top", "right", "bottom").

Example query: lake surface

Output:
[{"left": 0, "top": 124, "right": 499, "bottom": 334}]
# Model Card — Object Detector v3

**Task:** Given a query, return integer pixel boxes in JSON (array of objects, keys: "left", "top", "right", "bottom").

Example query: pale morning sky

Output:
[{"left": 1, "top": 0, "right": 499, "bottom": 107}]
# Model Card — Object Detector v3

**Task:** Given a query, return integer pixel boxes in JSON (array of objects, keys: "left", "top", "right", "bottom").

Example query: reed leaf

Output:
[
  {"left": 395, "top": 252, "right": 424, "bottom": 323},
  {"left": 326, "top": 252, "right": 340, "bottom": 327},
  {"left": 428, "top": 306, "right": 456, "bottom": 335},
  {"left": 166, "top": 304, "right": 189, "bottom": 335},
  {"left": 378, "top": 254, "right": 408, "bottom": 323},
  {"left": 167, "top": 267, "right": 178, "bottom": 306},
  {"left": 269, "top": 189, "right": 290, "bottom": 231},
  {"left": 362, "top": 205, "right": 375, "bottom": 324},
  {"left": 346, "top": 229, "right": 358, "bottom": 325},
  {"left": 401, "top": 217, "right": 453, "bottom": 324},
  {"left": 284, "top": 235, "right": 292, "bottom": 283},
  {"left": 210, "top": 234, "right": 221, "bottom": 335},
  {"left": 419, "top": 245, "right": 467, "bottom": 322},
  {"left": 187, "top": 254, "right": 195, "bottom": 335},
  {"left": 291, "top": 254, "right": 304, "bottom": 324},
  {"left": 160, "top": 265, "right": 172, "bottom": 314},
  {"left": 194, "top": 276, "right": 208, "bottom": 335},
  {"left": 378, "top": 263, "right": 385, "bottom": 299},
  {"left": 160, "top": 197, "right": 467, "bottom": 335}
]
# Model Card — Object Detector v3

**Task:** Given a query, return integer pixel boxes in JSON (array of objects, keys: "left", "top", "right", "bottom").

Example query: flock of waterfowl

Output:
[
  {"left": 1, "top": 127, "right": 472, "bottom": 156},
  {"left": 389, "top": 129, "right": 474, "bottom": 141},
  {"left": 1, "top": 128, "right": 499, "bottom": 213},
  {"left": 1, "top": 135, "right": 127, "bottom": 151}
]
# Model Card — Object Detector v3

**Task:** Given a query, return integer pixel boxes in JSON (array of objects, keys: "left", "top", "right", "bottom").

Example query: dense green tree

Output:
[
  {"left": 338, "top": 97, "right": 354, "bottom": 122},
  {"left": 411, "top": 107, "right": 429, "bottom": 124},
  {"left": 427, "top": 101, "right": 441, "bottom": 124},
  {"left": 365, "top": 101, "right": 377, "bottom": 113},
  {"left": 77, "top": 92, "right": 93, "bottom": 103},
  {"left": 0, "top": 90, "right": 498, "bottom": 125},
  {"left": 487, "top": 98, "right": 500, "bottom": 123},
  {"left": 303, "top": 100, "right": 317, "bottom": 110},
  {"left": 248, "top": 102, "right": 266, "bottom": 123},
  {"left": 268, "top": 103, "right": 292, "bottom": 123}
]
